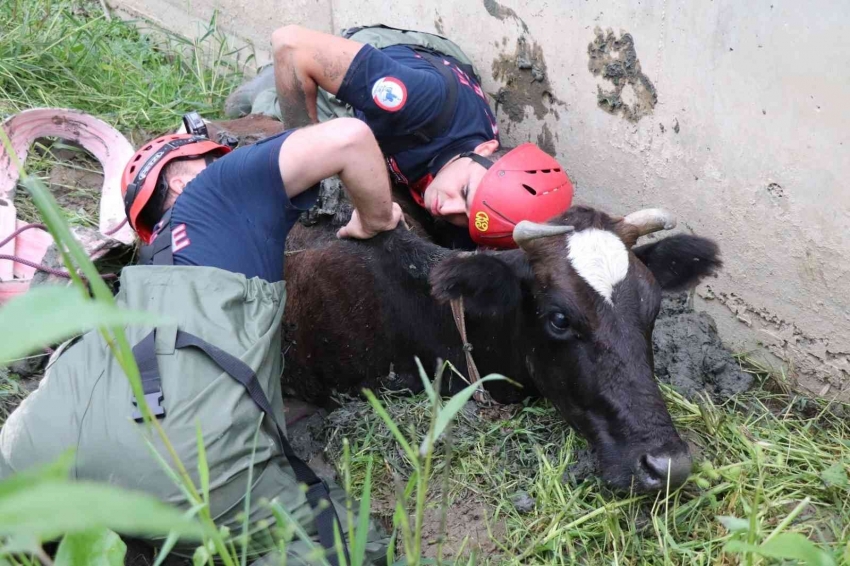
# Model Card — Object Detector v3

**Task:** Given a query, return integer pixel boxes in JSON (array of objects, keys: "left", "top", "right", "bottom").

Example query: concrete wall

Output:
[{"left": 109, "top": 0, "right": 850, "bottom": 399}]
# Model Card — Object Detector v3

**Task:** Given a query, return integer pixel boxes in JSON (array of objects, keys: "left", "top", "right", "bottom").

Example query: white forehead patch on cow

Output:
[{"left": 567, "top": 228, "right": 629, "bottom": 304}]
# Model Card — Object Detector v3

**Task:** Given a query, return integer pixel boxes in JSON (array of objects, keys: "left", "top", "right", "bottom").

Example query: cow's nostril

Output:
[{"left": 639, "top": 450, "right": 692, "bottom": 491}]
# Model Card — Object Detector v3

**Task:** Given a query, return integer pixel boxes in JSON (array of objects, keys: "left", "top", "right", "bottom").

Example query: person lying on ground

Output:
[{"left": 226, "top": 24, "right": 574, "bottom": 249}]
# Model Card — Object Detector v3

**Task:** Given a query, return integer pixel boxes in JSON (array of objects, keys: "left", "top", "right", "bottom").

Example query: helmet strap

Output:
[{"left": 459, "top": 151, "right": 493, "bottom": 170}]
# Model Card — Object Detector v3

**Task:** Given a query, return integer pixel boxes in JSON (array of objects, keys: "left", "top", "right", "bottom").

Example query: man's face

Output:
[{"left": 422, "top": 140, "right": 499, "bottom": 227}]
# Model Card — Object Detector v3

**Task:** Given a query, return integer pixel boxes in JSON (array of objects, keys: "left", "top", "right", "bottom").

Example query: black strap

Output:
[
  {"left": 138, "top": 209, "right": 174, "bottom": 266},
  {"left": 130, "top": 331, "right": 166, "bottom": 420},
  {"left": 375, "top": 49, "right": 460, "bottom": 157},
  {"left": 458, "top": 151, "right": 493, "bottom": 170},
  {"left": 130, "top": 329, "right": 349, "bottom": 565}
]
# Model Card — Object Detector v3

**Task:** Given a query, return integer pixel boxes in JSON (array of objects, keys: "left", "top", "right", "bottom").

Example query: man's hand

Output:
[{"left": 337, "top": 202, "right": 404, "bottom": 239}]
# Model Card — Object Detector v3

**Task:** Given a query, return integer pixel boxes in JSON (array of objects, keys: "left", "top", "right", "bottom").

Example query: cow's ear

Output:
[
  {"left": 632, "top": 234, "right": 722, "bottom": 291},
  {"left": 430, "top": 253, "right": 523, "bottom": 317}
]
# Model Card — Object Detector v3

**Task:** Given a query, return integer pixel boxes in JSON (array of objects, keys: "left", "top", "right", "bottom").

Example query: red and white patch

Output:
[
  {"left": 172, "top": 223, "right": 191, "bottom": 253},
  {"left": 371, "top": 77, "right": 407, "bottom": 112}
]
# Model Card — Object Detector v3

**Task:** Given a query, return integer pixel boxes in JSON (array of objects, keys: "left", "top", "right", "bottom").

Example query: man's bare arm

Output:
[
  {"left": 271, "top": 25, "right": 364, "bottom": 129},
  {"left": 278, "top": 118, "right": 402, "bottom": 238}
]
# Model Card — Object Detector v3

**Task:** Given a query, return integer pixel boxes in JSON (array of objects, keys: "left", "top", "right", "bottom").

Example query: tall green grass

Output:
[{"left": 0, "top": 0, "right": 247, "bottom": 139}]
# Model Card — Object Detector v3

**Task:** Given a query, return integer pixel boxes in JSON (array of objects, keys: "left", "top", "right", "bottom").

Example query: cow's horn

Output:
[
  {"left": 513, "top": 221, "right": 574, "bottom": 248},
  {"left": 623, "top": 208, "right": 677, "bottom": 236}
]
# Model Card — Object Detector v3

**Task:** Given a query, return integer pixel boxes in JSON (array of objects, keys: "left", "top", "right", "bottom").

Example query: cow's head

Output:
[{"left": 430, "top": 206, "right": 722, "bottom": 493}]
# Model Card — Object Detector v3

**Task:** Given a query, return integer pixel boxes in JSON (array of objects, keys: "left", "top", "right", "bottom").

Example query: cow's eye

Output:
[{"left": 549, "top": 311, "right": 570, "bottom": 332}]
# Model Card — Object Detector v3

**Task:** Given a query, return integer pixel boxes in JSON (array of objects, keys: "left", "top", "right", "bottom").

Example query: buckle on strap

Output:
[
  {"left": 306, "top": 478, "right": 331, "bottom": 500},
  {"left": 132, "top": 389, "right": 166, "bottom": 422}
]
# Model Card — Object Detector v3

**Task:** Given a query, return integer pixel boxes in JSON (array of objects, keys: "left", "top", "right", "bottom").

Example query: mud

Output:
[
  {"left": 482, "top": 0, "right": 528, "bottom": 33},
  {"left": 286, "top": 409, "right": 330, "bottom": 463},
  {"left": 562, "top": 447, "right": 599, "bottom": 486},
  {"left": 492, "top": 36, "right": 565, "bottom": 122},
  {"left": 587, "top": 27, "right": 658, "bottom": 122},
  {"left": 13, "top": 143, "right": 103, "bottom": 224},
  {"left": 535, "top": 122, "right": 557, "bottom": 156},
  {"left": 652, "top": 292, "right": 754, "bottom": 400},
  {"left": 205, "top": 114, "right": 286, "bottom": 149},
  {"left": 418, "top": 497, "right": 505, "bottom": 560},
  {"left": 434, "top": 16, "right": 445, "bottom": 35},
  {"left": 511, "top": 491, "right": 535, "bottom": 514}
]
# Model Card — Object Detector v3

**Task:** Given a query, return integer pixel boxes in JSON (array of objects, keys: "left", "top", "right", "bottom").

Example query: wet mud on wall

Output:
[{"left": 587, "top": 27, "right": 658, "bottom": 123}]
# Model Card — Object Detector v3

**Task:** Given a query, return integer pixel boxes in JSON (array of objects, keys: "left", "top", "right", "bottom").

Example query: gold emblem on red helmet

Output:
[{"left": 474, "top": 211, "right": 490, "bottom": 232}]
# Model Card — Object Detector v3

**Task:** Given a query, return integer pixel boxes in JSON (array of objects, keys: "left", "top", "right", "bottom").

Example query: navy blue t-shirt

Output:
[
  {"left": 166, "top": 129, "right": 318, "bottom": 282},
  {"left": 336, "top": 44, "right": 499, "bottom": 187}
]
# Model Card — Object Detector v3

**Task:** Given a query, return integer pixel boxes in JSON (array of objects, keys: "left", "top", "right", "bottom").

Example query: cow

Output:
[{"left": 280, "top": 199, "right": 722, "bottom": 494}]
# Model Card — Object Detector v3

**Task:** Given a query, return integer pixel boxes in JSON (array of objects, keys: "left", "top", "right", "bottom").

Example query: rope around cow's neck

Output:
[{"left": 450, "top": 296, "right": 495, "bottom": 405}]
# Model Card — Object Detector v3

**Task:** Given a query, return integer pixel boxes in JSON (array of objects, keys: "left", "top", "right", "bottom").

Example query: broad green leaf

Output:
[
  {"left": 725, "top": 533, "right": 835, "bottom": 566},
  {"left": 0, "top": 286, "right": 164, "bottom": 364},
  {"left": 761, "top": 533, "right": 836, "bottom": 566},
  {"left": 0, "top": 479, "right": 203, "bottom": 541},
  {"left": 0, "top": 450, "right": 74, "bottom": 500},
  {"left": 0, "top": 534, "right": 40, "bottom": 555},
  {"left": 716, "top": 515, "right": 750, "bottom": 534},
  {"left": 821, "top": 461, "right": 849, "bottom": 489},
  {"left": 419, "top": 374, "right": 508, "bottom": 457},
  {"left": 54, "top": 529, "right": 126, "bottom": 566}
]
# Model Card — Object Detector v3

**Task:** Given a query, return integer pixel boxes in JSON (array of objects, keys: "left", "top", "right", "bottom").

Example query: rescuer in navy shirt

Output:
[
  {"left": 120, "top": 118, "right": 403, "bottom": 281},
  {"left": 267, "top": 25, "right": 574, "bottom": 249}
]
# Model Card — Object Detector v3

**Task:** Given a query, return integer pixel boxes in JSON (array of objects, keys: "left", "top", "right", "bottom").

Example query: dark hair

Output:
[
  {"left": 136, "top": 156, "right": 207, "bottom": 230},
  {"left": 137, "top": 175, "right": 169, "bottom": 231}
]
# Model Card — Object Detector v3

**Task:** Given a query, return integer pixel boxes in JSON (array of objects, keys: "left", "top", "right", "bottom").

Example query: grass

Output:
[
  {"left": 326, "top": 361, "right": 850, "bottom": 564},
  {"left": 1, "top": 0, "right": 248, "bottom": 225},
  {"left": 1, "top": 1, "right": 849, "bottom": 565},
  {"left": 0, "top": 0, "right": 248, "bottom": 139}
]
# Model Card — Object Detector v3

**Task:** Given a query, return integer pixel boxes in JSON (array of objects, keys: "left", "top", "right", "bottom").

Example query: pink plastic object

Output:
[
  {"left": 13, "top": 220, "right": 53, "bottom": 280},
  {"left": 0, "top": 108, "right": 137, "bottom": 303},
  {"left": 0, "top": 199, "right": 14, "bottom": 281}
]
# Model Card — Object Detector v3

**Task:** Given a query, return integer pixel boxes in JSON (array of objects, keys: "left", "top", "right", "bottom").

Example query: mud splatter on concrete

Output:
[
  {"left": 588, "top": 27, "right": 657, "bottom": 122},
  {"left": 492, "top": 36, "right": 565, "bottom": 122},
  {"left": 434, "top": 15, "right": 445, "bottom": 35},
  {"left": 482, "top": 0, "right": 528, "bottom": 33},
  {"left": 652, "top": 292, "right": 754, "bottom": 399},
  {"left": 536, "top": 122, "right": 557, "bottom": 156},
  {"left": 700, "top": 286, "right": 850, "bottom": 397}
]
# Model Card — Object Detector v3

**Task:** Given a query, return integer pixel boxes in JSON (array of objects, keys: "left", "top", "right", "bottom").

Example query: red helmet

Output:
[
  {"left": 121, "top": 133, "right": 231, "bottom": 243},
  {"left": 467, "top": 143, "right": 573, "bottom": 248}
]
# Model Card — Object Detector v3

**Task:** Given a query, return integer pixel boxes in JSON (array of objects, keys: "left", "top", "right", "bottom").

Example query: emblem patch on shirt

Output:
[
  {"left": 371, "top": 77, "right": 407, "bottom": 112},
  {"left": 172, "top": 223, "right": 191, "bottom": 253}
]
